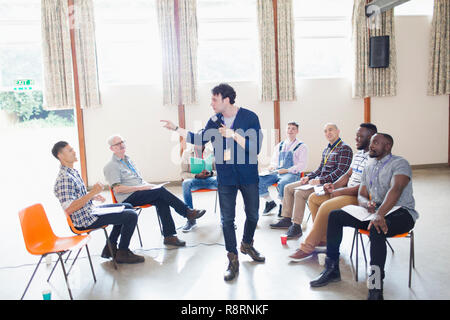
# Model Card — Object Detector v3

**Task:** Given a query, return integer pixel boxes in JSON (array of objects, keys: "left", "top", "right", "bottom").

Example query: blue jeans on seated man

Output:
[
  {"left": 182, "top": 176, "right": 218, "bottom": 209},
  {"left": 258, "top": 172, "right": 300, "bottom": 199},
  {"left": 219, "top": 183, "right": 259, "bottom": 255}
]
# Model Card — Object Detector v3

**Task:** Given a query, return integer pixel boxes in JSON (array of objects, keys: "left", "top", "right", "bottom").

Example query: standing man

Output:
[
  {"left": 52, "top": 141, "right": 145, "bottom": 264},
  {"left": 259, "top": 121, "right": 308, "bottom": 216},
  {"left": 161, "top": 83, "right": 265, "bottom": 281},
  {"left": 310, "top": 133, "right": 418, "bottom": 300},
  {"left": 270, "top": 123, "right": 353, "bottom": 239},
  {"left": 289, "top": 123, "right": 377, "bottom": 261},
  {"left": 104, "top": 135, "right": 206, "bottom": 247}
]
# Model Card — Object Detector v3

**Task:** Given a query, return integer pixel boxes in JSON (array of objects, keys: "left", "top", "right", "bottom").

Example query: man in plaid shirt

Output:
[
  {"left": 52, "top": 141, "right": 145, "bottom": 264},
  {"left": 271, "top": 123, "right": 353, "bottom": 239}
]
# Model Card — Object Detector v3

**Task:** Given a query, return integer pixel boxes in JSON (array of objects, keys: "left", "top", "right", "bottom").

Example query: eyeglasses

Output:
[{"left": 111, "top": 140, "right": 125, "bottom": 147}]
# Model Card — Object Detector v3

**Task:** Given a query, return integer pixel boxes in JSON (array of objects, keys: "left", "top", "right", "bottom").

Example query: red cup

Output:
[{"left": 280, "top": 235, "right": 287, "bottom": 245}]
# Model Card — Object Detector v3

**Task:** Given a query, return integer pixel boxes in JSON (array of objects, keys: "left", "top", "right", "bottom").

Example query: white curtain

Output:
[
  {"left": 428, "top": 0, "right": 450, "bottom": 96},
  {"left": 352, "top": 0, "right": 397, "bottom": 98},
  {"left": 41, "top": 0, "right": 101, "bottom": 110},
  {"left": 257, "top": 0, "right": 296, "bottom": 102},
  {"left": 157, "top": 0, "right": 198, "bottom": 106},
  {"left": 41, "top": 0, "right": 75, "bottom": 110}
]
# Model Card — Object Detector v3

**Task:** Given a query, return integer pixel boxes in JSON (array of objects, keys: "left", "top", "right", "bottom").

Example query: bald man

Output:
[{"left": 270, "top": 123, "right": 353, "bottom": 239}]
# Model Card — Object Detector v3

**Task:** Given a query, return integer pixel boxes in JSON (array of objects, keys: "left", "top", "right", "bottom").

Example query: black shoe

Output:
[
  {"left": 367, "top": 289, "right": 384, "bottom": 300},
  {"left": 286, "top": 223, "right": 302, "bottom": 239},
  {"left": 101, "top": 243, "right": 117, "bottom": 259},
  {"left": 277, "top": 204, "right": 283, "bottom": 218},
  {"left": 115, "top": 249, "right": 145, "bottom": 264},
  {"left": 270, "top": 217, "right": 292, "bottom": 229},
  {"left": 224, "top": 252, "right": 239, "bottom": 281},
  {"left": 262, "top": 201, "right": 277, "bottom": 215},
  {"left": 310, "top": 257, "right": 341, "bottom": 287},
  {"left": 240, "top": 241, "right": 265, "bottom": 262}
]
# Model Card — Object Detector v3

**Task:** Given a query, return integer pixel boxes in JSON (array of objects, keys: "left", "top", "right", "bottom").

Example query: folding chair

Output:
[
  {"left": 110, "top": 188, "right": 163, "bottom": 247},
  {"left": 192, "top": 188, "right": 218, "bottom": 213},
  {"left": 18, "top": 204, "right": 95, "bottom": 300},
  {"left": 350, "top": 228, "right": 415, "bottom": 287}
]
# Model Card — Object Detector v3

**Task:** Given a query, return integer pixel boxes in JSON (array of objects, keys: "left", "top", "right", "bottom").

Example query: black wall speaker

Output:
[{"left": 369, "top": 35, "right": 390, "bottom": 68}]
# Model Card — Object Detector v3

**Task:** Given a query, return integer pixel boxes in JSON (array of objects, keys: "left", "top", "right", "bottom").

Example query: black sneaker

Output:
[
  {"left": 262, "top": 201, "right": 277, "bottom": 215},
  {"left": 270, "top": 217, "right": 292, "bottom": 229},
  {"left": 182, "top": 219, "right": 197, "bottom": 233},
  {"left": 286, "top": 223, "right": 302, "bottom": 239}
]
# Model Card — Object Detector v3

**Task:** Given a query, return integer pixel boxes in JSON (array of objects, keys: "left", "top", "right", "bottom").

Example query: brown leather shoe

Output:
[
  {"left": 240, "top": 241, "right": 265, "bottom": 262},
  {"left": 163, "top": 236, "right": 186, "bottom": 247},
  {"left": 115, "top": 249, "right": 145, "bottom": 264},
  {"left": 224, "top": 252, "right": 239, "bottom": 281},
  {"left": 289, "top": 249, "right": 313, "bottom": 262},
  {"left": 186, "top": 209, "right": 206, "bottom": 220}
]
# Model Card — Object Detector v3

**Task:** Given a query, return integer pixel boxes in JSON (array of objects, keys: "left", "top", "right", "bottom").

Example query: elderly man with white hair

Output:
[{"left": 103, "top": 134, "right": 206, "bottom": 247}]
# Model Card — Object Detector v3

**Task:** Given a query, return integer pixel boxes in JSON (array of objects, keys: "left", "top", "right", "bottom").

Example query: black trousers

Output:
[
  {"left": 124, "top": 187, "right": 189, "bottom": 237},
  {"left": 327, "top": 207, "right": 415, "bottom": 279}
]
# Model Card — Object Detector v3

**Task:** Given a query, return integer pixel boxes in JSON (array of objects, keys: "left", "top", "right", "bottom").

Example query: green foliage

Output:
[{"left": 0, "top": 90, "right": 74, "bottom": 127}]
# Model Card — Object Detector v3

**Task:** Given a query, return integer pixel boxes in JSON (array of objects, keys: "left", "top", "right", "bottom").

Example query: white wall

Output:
[{"left": 83, "top": 15, "right": 448, "bottom": 187}]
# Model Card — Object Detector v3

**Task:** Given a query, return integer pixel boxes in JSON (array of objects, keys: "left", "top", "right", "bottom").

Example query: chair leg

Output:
[
  {"left": 66, "top": 247, "right": 83, "bottom": 276},
  {"left": 360, "top": 233, "right": 367, "bottom": 265},
  {"left": 135, "top": 208, "right": 143, "bottom": 247},
  {"left": 47, "top": 255, "right": 60, "bottom": 282},
  {"left": 85, "top": 245, "right": 96, "bottom": 283},
  {"left": 64, "top": 250, "right": 72, "bottom": 263},
  {"left": 386, "top": 239, "right": 395, "bottom": 254},
  {"left": 409, "top": 231, "right": 415, "bottom": 288},
  {"left": 156, "top": 210, "right": 163, "bottom": 236},
  {"left": 411, "top": 231, "right": 415, "bottom": 268},
  {"left": 355, "top": 230, "right": 359, "bottom": 282},
  {"left": 57, "top": 252, "right": 73, "bottom": 300},
  {"left": 214, "top": 190, "right": 218, "bottom": 214},
  {"left": 21, "top": 255, "right": 44, "bottom": 300},
  {"left": 103, "top": 228, "right": 118, "bottom": 270},
  {"left": 350, "top": 229, "right": 357, "bottom": 259}
]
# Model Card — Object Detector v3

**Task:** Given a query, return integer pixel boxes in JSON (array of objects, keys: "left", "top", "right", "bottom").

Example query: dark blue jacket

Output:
[{"left": 186, "top": 107, "right": 263, "bottom": 186}]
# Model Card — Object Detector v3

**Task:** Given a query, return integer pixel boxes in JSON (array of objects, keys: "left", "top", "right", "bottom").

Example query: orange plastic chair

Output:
[
  {"left": 192, "top": 188, "right": 218, "bottom": 213},
  {"left": 18, "top": 204, "right": 95, "bottom": 300},
  {"left": 110, "top": 188, "right": 162, "bottom": 247},
  {"left": 350, "top": 228, "right": 415, "bottom": 287}
]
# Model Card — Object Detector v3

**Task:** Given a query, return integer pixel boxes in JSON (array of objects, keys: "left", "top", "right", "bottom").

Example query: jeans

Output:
[
  {"left": 182, "top": 177, "right": 218, "bottom": 209},
  {"left": 218, "top": 183, "right": 259, "bottom": 254},
  {"left": 326, "top": 207, "right": 415, "bottom": 280},
  {"left": 123, "top": 187, "right": 189, "bottom": 237},
  {"left": 80, "top": 203, "right": 137, "bottom": 250},
  {"left": 258, "top": 172, "right": 300, "bottom": 199}
]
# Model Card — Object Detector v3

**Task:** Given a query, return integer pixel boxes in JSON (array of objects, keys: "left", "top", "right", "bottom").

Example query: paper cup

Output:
[
  {"left": 42, "top": 289, "right": 51, "bottom": 300},
  {"left": 318, "top": 253, "right": 326, "bottom": 266},
  {"left": 280, "top": 235, "right": 287, "bottom": 245}
]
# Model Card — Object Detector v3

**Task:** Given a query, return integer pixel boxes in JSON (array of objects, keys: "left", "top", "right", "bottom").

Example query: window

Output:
[
  {"left": 93, "top": 0, "right": 162, "bottom": 85},
  {"left": 197, "top": 0, "right": 258, "bottom": 82},
  {"left": 293, "top": 0, "right": 353, "bottom": 79},
  {"left": 0, "top": 0, "right": 74, "bottom": 127}
]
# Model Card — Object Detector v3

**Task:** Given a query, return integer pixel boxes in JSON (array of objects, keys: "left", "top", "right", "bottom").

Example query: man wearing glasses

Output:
[{"left": 104, "top": 135, "right": 206, "bottom": 247}]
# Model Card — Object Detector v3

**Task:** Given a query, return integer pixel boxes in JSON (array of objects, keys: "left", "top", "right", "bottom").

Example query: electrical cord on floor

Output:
[{"left": 0, "top": 241, "right": 226, "bottom": 270}]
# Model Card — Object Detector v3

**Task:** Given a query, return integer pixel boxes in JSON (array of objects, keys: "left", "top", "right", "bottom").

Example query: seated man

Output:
[
  {"left": 52, "top": 141, "right": 145, "bottom": 264},
  {"left": 310, "top": 133, "right": 418, "bottom": 300},
  {"left": 180, "top": 143, "right": 218, "bottom": 232},
  {"left": 270, "top": 123, "right": 353, "bottom": 239},
  {"left": 289, "top": 123, "right": 377, "bottom": 261},
  {"left": 104, "top": 135, "right": 206, "bottom": 247},
  {"left": 258, "top": 121, "right": 308, "bottom": 216}
]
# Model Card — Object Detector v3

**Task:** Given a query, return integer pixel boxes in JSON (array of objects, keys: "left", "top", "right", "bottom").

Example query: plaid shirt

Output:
[
  {"left": 54, "top": 165, "right": 98, "bottom": 228},
  {"left": 307, "top": 138, "right": 353, "bottom": 184}
]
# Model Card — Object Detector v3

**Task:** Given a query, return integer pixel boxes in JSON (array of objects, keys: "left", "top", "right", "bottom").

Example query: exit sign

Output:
[{"left": 14, "top": 79, "right": 35, "bottom": 91}]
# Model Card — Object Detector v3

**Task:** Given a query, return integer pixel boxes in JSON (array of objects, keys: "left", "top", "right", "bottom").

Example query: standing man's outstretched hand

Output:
[{"left": 161, "top": 120, "right": 176, "bottom": 131}]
